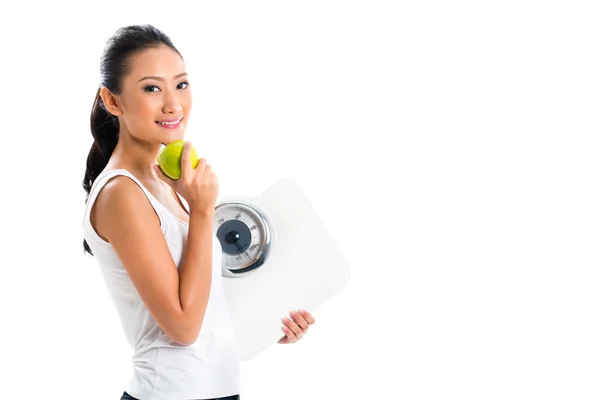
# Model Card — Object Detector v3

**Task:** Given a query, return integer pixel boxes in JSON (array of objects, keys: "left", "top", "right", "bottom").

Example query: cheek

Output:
[
  {"left": 139, "top": 95, "right": 161, "bottom": 114},
  {"left": 129, "top": 96, "right": 161, "bottom": 122},
  {"left": 182, "top": 96, "right": 192, "bottom": 122},
  {"left": 121, "top": 99, "right": 159, "bottom": 134},
  {"left": 182, "top": 89, "right": 192, "bottom": 107}
]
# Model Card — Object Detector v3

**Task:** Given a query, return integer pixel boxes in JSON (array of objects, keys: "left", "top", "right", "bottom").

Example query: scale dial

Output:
[{"left": 213, "top": 200, "right": 272, "bottom": 278}]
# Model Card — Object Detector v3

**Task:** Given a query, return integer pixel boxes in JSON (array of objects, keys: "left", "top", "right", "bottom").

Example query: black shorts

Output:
[{"left": 120, "top": 391, "right": 240, "bottom": 400}]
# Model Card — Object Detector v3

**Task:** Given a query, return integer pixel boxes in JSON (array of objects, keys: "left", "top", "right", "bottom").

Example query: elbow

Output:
[
  {"left": 177, "top": 332, "right": 199, "bottom": 346},
  {"left": 168, "top": 312, "right": 205, "bottom": 345},
  {"left": 167, "top": 333, "right": 195, "bottom": 346},
  {"left": 172, "top": 324, "right": 201, "bottom": 346},
  {"left": 174, "top": 337, "right": 195, "bottom": 346}
]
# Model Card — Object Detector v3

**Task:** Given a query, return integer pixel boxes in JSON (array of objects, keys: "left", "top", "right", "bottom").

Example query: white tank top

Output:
[{"left": 82, "top": 168, "right": 241, "bottom": 400}]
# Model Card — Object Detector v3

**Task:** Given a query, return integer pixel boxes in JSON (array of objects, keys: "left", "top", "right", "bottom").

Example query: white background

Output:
[{"left": 0, "top": 1, "right": 599, "bottom": 399}]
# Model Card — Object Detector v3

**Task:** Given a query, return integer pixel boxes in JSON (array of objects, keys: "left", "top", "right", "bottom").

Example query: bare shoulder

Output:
[
  {"left": 92, "top": 175, "right": 160, "bottom": 239},
  {"left": 90, "top": 175, "right": 189, "bottom": 344}
]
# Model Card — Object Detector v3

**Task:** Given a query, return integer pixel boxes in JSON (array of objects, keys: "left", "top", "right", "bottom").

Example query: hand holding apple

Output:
[
  {"left": 152, "top": 140, "right": 219, "bottom": 214},
  {"left": 157, "top": 139, "right": 199, "bottom": 180}
]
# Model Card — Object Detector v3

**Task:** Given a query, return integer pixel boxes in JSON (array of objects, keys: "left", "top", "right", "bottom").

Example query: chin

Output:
[{"left": 160, "top": 129, "right": 185, "bottom": 143}]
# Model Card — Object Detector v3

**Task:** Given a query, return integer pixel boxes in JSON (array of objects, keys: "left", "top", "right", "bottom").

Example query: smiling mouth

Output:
[
  {"left": 156, "top": 117, "right": 183, "bottom": 128},
  {"left": 154, "top": 117, "right": 183, "bottom": 126}
]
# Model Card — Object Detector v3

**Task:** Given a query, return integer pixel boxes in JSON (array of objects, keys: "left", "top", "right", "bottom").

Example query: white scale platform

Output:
[{"left": 213, "top": 178, "right": 350, "bottom": 360}]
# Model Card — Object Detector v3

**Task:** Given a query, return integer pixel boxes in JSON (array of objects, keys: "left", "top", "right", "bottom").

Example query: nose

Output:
[{"left": 162, "top": 91, "right": 182, "bottom": 115}]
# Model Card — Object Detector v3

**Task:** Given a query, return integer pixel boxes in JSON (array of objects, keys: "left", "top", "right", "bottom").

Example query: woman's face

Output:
[{"left": 114, "top": 45, "right": 192, "bottom": 145}]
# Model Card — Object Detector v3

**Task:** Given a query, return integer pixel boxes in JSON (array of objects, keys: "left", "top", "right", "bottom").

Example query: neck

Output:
[{"left": 109, "top": 134, "right": 163, "bottom": 181}]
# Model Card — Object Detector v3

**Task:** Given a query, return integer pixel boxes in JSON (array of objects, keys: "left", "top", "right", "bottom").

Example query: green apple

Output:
[{"left": 157, "top": 140, "right": 199, "bottom": 180}]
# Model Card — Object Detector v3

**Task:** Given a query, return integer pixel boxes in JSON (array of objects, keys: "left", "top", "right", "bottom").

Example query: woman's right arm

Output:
[{"left": 93, "top": 176, "right": 213, "bottom": 346}]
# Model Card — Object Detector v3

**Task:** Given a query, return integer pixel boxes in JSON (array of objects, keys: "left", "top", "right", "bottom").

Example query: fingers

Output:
[
  {"left": 281, "top": 317, "right": 303, "bottom": 341},
  {"left": 280, "top": 324, "right": 298, "bottom": 343},
  {"left": 196, "top": 157, "right": 208, "bottom": 176},
  {"left": 180, "top": 140, "right": 193, "bottom": 178},
  {"left": 299, "top": 310, "right": 315, "bottom": 325},
  {"left": 289, "top": 310, "right": 310, "bottom": 333},
  {"left": 279, "top": 310, "right": 314, "bottom": 344},
  {"left": 277, "top": 335, "right": 289, "bottom": 344}
]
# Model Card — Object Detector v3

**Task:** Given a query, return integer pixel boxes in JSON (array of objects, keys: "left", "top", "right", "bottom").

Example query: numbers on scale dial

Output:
[
  {"left": 214, "top": 201, "right": 272, "bottom": 277},
  {"left": 216, "top": 206, "right": 264, "bottom": 265}
]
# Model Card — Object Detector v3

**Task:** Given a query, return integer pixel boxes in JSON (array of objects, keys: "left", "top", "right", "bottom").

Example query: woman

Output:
[{"left": 81, "top": 24, "right": 315, "bottom": 400}]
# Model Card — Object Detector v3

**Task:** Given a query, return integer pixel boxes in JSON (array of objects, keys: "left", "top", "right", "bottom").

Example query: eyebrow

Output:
[{"left": 137, "top": 72, "right": 188, "bottom": 83}]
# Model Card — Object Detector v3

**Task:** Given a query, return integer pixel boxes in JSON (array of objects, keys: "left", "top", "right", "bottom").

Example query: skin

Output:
[
  {"left": 279, "top": 309, "right": 316, "bottom": 344},
  {"left": 94, "top": 44, "right": 315, "bottom": 345}
]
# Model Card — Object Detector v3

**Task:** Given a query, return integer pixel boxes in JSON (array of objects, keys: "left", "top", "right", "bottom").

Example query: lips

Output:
[
  {"left": 156, "top": 116, "right": 183, "bottom": 128},
  {"left": 156, "top": 116, "right": 183, "bottom": 125}
]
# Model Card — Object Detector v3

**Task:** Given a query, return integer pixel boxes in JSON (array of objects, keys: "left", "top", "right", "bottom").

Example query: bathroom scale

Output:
[{"left": 213, "top": 178, "right": 350, "bottom": 360}]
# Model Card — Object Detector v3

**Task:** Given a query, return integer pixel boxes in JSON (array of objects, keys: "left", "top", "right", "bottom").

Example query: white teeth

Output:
[{"left": 158, "top": 117, "right": 182, "bottom": 125}]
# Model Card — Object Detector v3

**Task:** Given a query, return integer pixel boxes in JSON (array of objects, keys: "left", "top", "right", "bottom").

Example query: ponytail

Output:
[{"left": 82, "top": 88, "right": 120, "bottom": 255}]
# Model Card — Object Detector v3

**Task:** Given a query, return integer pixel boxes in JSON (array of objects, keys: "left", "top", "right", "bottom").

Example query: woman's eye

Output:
[
  {"left": 144, "top": 85, "right": 159, "bottom": 93},
  {"left": 144, "top": 82, "right": 189, "bottom": 92}
]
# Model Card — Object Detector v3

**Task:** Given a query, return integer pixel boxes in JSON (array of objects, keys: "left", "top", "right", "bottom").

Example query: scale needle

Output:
[{"left": 234, "top": 240, "right": 251, "bottom": 260}]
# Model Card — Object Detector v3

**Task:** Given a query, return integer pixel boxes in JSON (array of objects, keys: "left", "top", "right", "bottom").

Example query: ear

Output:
[{"left": 100, "top": 86, "right": 123, "bottom": 117}]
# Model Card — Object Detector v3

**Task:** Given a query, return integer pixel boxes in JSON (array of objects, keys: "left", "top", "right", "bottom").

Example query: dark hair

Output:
[{"left": 82, "top": 24, "right": 182, "bottom": 256}]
